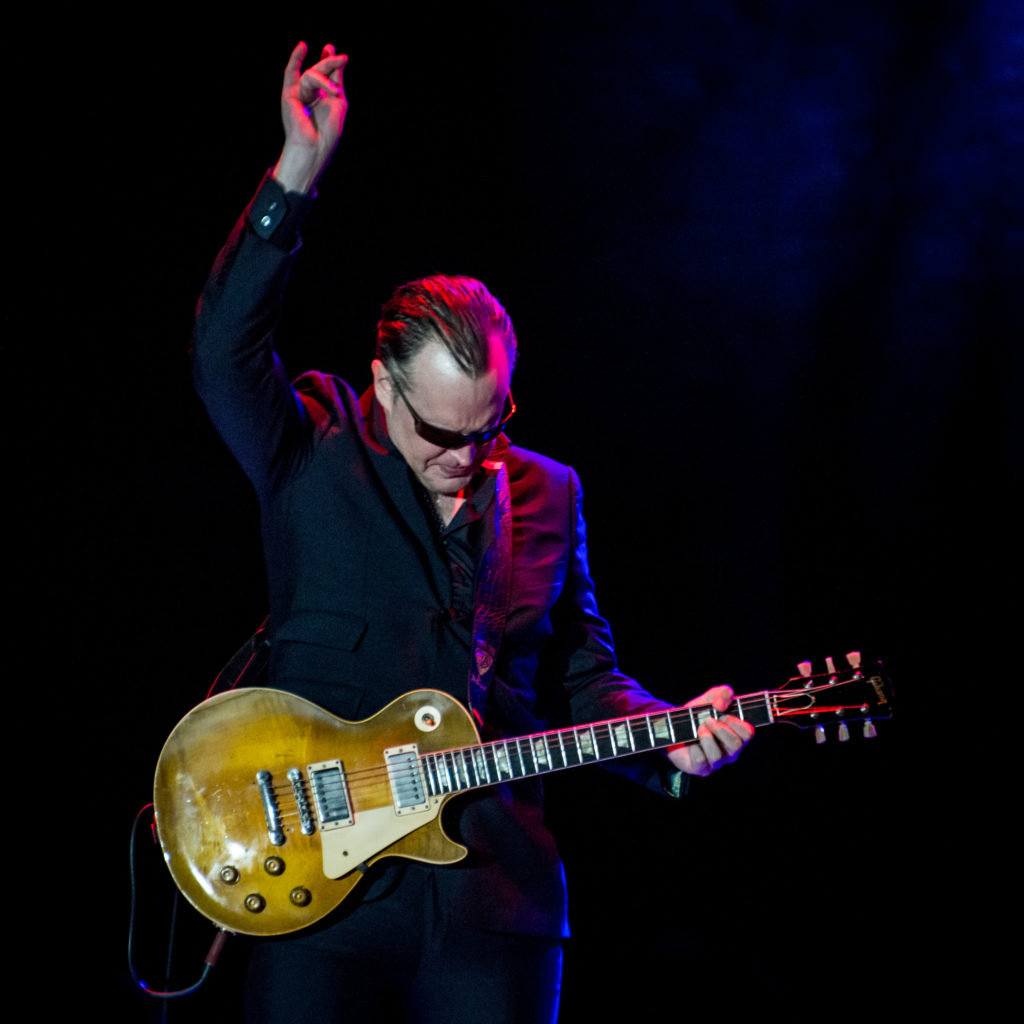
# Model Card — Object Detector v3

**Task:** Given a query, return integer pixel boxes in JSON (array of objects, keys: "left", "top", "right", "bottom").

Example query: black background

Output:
[{"left": 45, "top": 2, "right": 1018, "bottom": 1018}]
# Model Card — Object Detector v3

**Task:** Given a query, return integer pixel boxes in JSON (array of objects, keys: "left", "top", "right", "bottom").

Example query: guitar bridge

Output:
[
  {"left": 255, "top": 770, "right": 285, "bottom": 845},
  {"left": 287, "top": 767, "right": 316, "bottom": 835}
]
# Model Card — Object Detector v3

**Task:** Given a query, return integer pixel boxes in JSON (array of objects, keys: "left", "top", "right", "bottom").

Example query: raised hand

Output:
[
  {"left": 272, "top": 42, "right": 349, "bottom": 194},
  {"left": 666, "top": 684, "right": 754, "bottom": 777}
]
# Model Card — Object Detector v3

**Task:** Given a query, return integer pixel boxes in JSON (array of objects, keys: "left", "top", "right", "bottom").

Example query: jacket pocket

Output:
[
  {"left": 269, "top": 610, "right": 370, "bottom": 716},
  {"left": 274, "top": 609, "right": 368, "bottom": 650}
]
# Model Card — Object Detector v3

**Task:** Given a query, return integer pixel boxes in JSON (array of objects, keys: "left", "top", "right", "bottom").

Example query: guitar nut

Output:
[
  {"left": 219, "top": 866, "right": 240, "bottom": 885},
  {"left": 290, "top": 887, "right": 312, "bottom": 907},
  {"left": 264, "top": 856, "right": 285, "bottom": 875}
]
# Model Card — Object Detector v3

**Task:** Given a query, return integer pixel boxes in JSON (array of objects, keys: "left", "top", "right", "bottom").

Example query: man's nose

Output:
[{"left": 448, "top": 443, "right": 476, "bottom": 467}]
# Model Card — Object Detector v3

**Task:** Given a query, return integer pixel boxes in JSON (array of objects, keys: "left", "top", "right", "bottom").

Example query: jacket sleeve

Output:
[{"left": 191, "top": 176, "right": 315, "bottom": 495}]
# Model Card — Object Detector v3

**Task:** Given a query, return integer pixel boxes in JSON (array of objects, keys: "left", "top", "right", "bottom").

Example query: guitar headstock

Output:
[{"left": 771, "top": 651, "right": 893, "bottom": 742}]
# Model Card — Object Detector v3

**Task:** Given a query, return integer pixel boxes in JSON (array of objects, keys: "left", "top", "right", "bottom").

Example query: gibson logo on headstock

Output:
[{"left": 868, "top": 675, "right": 890, "bottom": 706}]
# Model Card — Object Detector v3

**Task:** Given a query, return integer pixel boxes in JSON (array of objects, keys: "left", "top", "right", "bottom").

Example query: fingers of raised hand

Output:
[
  {"left": 283, "top": 41, "right": 347, "bottom": 95},
  {"left": 298, "top": 67, "right": 346, "bottom": 106},
  {"left": 283, "top": 41, "right": 308, "bottom": 86}
]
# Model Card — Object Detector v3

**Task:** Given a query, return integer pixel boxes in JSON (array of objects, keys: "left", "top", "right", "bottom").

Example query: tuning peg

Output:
[
  {"left": 838, "top": 721, "right": 850, "bottom": 742},
  {"left": 825, "top": 656, "right": 836, "bottom": 677},
  {"left": 814, "top": 724, "right": 826, "bottom": 744},
  {"left": 863, "top": 720, "right": 877, "bottom": 739},
  {"left": 846, "top": 650, "right": 862, "bottom": 669},
  {"left": 798, "top": 661, "right": 813, "bottom": 687}
]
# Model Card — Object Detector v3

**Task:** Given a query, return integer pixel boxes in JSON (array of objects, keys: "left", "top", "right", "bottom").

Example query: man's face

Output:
[{"left": 373, "top": 337, "right": 512, "bottom": 498}]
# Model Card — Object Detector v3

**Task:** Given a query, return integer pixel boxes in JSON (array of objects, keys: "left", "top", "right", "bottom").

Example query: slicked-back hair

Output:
[{"left": 376, "top": 275, "right": 518, "bottom": 386}]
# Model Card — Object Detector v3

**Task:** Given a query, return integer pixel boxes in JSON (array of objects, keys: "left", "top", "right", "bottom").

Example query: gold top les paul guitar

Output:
[{"left": 153, "top": 653, "right": 891, "bottom": 937}]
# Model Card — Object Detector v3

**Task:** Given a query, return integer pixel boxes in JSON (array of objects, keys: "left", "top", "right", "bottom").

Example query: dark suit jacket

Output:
[{"left": 192, "top": 190, "right": 677, "bottom": 937}]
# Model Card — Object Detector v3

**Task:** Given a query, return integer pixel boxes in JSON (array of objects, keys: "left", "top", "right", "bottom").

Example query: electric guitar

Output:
[{"left": 153, "top": 652, "right": 891, "bottom": 936}]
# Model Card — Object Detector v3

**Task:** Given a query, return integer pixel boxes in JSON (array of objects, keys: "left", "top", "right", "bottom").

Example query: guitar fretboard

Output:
[{"left": 419, "top": 693, "right": 775, "bottom": 796}]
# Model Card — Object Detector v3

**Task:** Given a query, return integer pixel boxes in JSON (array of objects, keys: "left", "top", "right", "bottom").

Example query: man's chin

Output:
[{"left": 424, "top": 469, "right": 472, "bottom": 496}]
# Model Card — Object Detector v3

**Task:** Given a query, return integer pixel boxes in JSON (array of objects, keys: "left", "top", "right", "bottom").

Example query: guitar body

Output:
[{"left": 153, "top": 688, "right": 480, "bottom": 936}]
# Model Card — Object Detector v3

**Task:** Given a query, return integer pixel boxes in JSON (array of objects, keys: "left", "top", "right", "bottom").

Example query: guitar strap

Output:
[
  {"left": 205, "top": 614, "right": 271, "bottom": 699},
  {"left": 467, "top": 460, "right": 512, "bottom": 723}
]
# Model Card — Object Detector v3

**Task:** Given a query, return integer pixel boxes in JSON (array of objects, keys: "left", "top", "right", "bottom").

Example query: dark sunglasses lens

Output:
[
  {"left": 417, "top": 422, "right": 468, "bottom": 449},
  {"left": 409, "top": 392, "right": 513, "bottom": 449}
]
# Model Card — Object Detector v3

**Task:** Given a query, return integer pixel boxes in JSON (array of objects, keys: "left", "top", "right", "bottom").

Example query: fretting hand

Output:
[{"left": 667, "top": 685, "right": 754, "bottom": 777}]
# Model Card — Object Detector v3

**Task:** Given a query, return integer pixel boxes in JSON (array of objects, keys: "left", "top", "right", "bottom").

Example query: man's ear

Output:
[{"left": 372, "top": 359, "right": 393, "bottom": 414}]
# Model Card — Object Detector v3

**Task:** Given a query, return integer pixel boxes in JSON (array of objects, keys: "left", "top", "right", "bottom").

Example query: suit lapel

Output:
[{"left": 357, "top": 386, "right": 450, "bottom": 599}]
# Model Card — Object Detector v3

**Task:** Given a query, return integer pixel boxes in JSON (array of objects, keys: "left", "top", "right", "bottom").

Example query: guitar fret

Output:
[
  {"left": 563, "top": 730, "right": 581, "bottom": 766},
  {"left": 541, "top": 735, "right": 556, "bottom": 770},
  {"left": 557, "top": 731, "right": 571, "bottom": 766},
  {"left": 457, "top": 749, "right": 471, "bottom": 789},
  {"left": 493, "top": 742, "right": 511, "bottom": 780},
  {"left": 575, "top": 729, "right": 588, "bottom": 763},
  {"left": 529, "top": 737, "right": 545, "bottom": 770},
  {"left": 472, "top": 747, "right": 489, "bottom": 785},
  {"left": 646, "top": 712, "right": 673, "bottom": 747},
  {"left": 506, "top": 739, "right": 519, "bottom": 777},
  {"left": 513, "top": 737, "right": 529, "bottom": 777},
  {"left": 556, "top": 730, "right": 568, "bottom": 769},
  {"left": 672, "top": 710, "right": 692, "bottom": 743},
  {"left": 451, "top": 751, "right": 465, "bottom": 790},
  {"left": 629, "top": 718, "right": 648, "bottom": 751},
  {"left": 609, "top": 720, "right": 633, "bottom": 754},
  {"left": 600, "top": 724, "right": 617, "bottom": 759},
  {"left": 506, "top": 741, "right": 519, "bottom": 778},
  {"left": 524, "top": 737, "right": 539, "bottom": 774}
]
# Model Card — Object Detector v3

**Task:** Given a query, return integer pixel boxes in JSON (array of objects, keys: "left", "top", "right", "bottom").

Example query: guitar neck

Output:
[{"left": 418, "top": 693, "right": 775, "bottom": 797}]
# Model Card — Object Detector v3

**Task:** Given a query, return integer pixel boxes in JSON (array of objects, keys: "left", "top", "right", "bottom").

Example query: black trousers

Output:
[{"left": 244, "top": 863, "right": 563, "bottom": 1024}]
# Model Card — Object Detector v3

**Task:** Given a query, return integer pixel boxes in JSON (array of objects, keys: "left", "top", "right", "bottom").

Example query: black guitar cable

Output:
[{"left": 127, "top": 802, "right": 230, "bottom": 1001}]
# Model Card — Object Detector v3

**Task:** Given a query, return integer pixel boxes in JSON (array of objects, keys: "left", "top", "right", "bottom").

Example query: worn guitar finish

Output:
[{"left": 154, "top": 655, "right": 891, "bottom": 936}]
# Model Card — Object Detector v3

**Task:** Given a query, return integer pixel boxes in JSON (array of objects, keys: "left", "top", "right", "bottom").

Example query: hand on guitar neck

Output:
[{"left": 666, "top": 684, "right": 755, "bottom": 777}]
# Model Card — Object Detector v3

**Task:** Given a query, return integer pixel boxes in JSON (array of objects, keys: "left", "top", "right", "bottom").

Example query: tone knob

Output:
[
  {"left": 244, "top": 893, "right": 266, "bottom": 914},
  {"left": 219, "top": 866, "right": 240, "bottom": 885},
  {"left": 264, "top": 856, "right": 285, "bottom": 875},
  {"left": 290, "top": 887, "right": 312, "bottom": 907}
]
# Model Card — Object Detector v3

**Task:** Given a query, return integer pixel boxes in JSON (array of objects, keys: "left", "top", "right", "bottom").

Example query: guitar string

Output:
[
  {"left": 262, "top": 691, "right": 801, "bottom": 804},
  {"left": 265, "top": 681, "right": 861, "bottom": 797},
  {"left": 263, "top": 684, "right": 879, "bottom": 827}
]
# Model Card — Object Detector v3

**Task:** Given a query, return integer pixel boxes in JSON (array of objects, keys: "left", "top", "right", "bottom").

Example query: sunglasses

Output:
[{"left": 391, "top": 376, "right": 516, "bottom": 450}]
